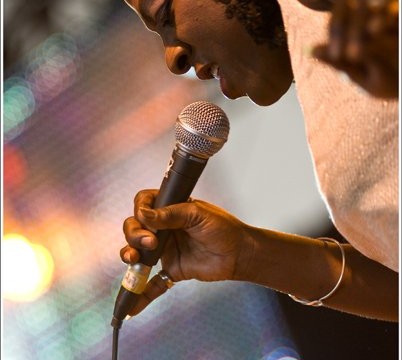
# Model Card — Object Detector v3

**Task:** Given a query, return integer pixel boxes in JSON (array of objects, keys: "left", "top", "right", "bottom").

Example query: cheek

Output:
[{"left": 174, "top": 2, "right": 232, "bottom": 46}]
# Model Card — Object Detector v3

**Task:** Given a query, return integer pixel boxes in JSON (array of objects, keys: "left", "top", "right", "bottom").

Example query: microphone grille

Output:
[{"left": 175, "top": 101, "right": 230, "bottom": 158}]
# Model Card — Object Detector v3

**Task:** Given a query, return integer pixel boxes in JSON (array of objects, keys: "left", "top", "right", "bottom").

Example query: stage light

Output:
[
  {"left": 70, "top": 309, "right": 107, "bottom": 347},
  {"left": 3, "top": 77, "right": 36, "bottom": 140},
  {"left": 2, "top": 234, "right": 55, "bottom": 302},
  {"left": 26, "top": 33, "right": 80, "bottom": 103},
  {"left": 3, "top": 144, "right": 28, "bottom": 189}
]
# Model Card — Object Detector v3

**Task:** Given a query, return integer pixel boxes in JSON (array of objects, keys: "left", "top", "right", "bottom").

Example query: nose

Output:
[{"left": 165, "top": 45, "right": 191, "bottom": 75}]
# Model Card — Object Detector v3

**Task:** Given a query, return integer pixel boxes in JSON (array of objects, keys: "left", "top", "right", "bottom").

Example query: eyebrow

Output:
[{"left": 140, "top": 0, "right": 156, "bottom": 25}]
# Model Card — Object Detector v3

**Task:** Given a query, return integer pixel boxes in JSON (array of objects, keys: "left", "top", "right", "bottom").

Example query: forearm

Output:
[{"left": 236, "top": 225, "right": 399, "bottom": 321}]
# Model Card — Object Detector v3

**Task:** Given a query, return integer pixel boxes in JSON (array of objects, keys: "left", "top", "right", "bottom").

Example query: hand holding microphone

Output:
[{"left": 112, "top": 101, "right": 260, "bottom": 327}]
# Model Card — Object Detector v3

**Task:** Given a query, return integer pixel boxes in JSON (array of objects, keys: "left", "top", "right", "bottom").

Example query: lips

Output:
[
  {"left": 213, "top": 66, "right": 241, "bottom": 100},
  {"left": 210, "top": 64, "right": 220, "bottom": 80},
  {"left": 195, "top": 63, "right": 241, "bottom": 100}
]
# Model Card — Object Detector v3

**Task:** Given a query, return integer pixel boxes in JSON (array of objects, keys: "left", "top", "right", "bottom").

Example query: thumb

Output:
[
  {"left": 127, "top": 272, "right": 171, "bottom": 317},
  {"left": 138, "top": 202, "right": 200, "bottom": 230}
]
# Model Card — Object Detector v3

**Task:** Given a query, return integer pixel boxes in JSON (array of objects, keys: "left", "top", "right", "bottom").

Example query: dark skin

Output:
[
  {"left": 120, "top": 0, "right": 399, "bottom": 321},
  {"left": 303, "top": 0, "right": 399, "bottom": 98},
  {"left": 121, "top": 190, "right": 398, "bottom": 321},
  {"left": 127, "top": 0, "right": 398, "bottom": 98},
  {"left": 297, "top": 0, "right": 334, "bottom": 11}
]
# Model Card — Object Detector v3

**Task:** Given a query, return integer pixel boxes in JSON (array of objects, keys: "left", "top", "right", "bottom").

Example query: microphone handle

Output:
[
  {"left": 140, "top": 145, "right": 208, "bottom": 266},
  {"left": 112, "top": 146, "right": 207, "bottom": 326}
]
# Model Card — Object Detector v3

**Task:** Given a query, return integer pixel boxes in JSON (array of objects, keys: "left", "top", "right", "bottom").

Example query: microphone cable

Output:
[
  {"left": 111, "top": 317, "right": 122, "bottom": 360},
  {"left": 109, "top": 101, "right": 230, "bottom": 359},
  {"left": 112, "top": 327, "right": 119, "bottom": 360}
]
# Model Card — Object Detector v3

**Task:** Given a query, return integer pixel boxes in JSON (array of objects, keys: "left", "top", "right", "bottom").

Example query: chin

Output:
[
  {"left": 249, "top": 92, "right": 284, "bottom": 106},
  {"left": 249, "top": 81, "right": 293, "bottom": 106}
]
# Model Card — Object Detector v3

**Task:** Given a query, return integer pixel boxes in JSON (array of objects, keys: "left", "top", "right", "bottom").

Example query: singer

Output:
[{"left": 118, "top": 0, "right": 398, "bottom": 321}]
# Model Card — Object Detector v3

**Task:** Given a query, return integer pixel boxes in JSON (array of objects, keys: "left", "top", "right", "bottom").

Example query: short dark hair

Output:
[{"left": 214, "top": 0, "right": 286, "bottom": 49}]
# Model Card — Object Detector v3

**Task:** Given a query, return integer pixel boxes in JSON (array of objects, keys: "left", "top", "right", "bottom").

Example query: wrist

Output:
[{"left": 232, "top": 224, "right": 259, "bottom": 282}]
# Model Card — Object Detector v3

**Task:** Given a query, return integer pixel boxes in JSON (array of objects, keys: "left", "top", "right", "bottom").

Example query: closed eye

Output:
[{"left": 156, "top": 0, "right": 174, "bottom": 27}]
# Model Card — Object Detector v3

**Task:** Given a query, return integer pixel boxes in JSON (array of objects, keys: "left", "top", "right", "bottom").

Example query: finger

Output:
[
  {"left": 123, "top": 216, "right": 142, "bottom": 234},
  {"left": 127, "top": 273, "right": 173, "bottom": 316},
  {"left": 120, "top": 245, "right": 140, "bottom": 264},
  {"left": 137, "top": 202, "right": 202, "bottom": 231},
  {"left": 360, "top": 58, "right": 399, "bottom": 98},
  {"left": 312, "top": 47, "right": 369, "bottom": 86},
  {"left": 341, "top": 37, "right": 398, "bottom": 96},
  {"left": 364, "top": 37, "right": 399, "bottom": 72},
  {"left": 366, "top": 0, "right": 398, "bottom": 34},
  {"left": 345, "top": 0, "right": 368, "bottom": 62},
  {"left": 322, "top": 56, "right": 396, "bottom": 98},
  {"left": 312, "top": 44, "right": 354, "bottom": 72},
  {"left": 328, "top": 0, "right": 349, "bottom": 60},
  {"left": 123, "top": 216, "right": 158, "bottom": 249},
  {"left": 312, "top": 44, "right": 332, "bottom": 63},
  {"left": 385, "top": 0, "right": 399, "bottom": 30},
  {"left": 133, "top": 189, "right": 158, "bottom": 217},
  {"left": 314, "top": 41, "right": 398, "bottom": 98}
]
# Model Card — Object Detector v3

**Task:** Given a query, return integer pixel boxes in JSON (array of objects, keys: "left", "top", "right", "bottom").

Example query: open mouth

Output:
[{"left": 210, "top": 64, "right": 220, "bottom": 80}]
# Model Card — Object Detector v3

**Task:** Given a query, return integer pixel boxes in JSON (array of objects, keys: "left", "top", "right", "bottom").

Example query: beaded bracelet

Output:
[{"left": 288, "top": 237, "right": 346, "bottom": 307}]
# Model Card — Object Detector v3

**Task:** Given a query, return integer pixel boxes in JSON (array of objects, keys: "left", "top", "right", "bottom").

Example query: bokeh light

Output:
[
  {"left": 263, "top": 346, "right": 301, "bottom": 360},
  {"left": 3, "top": 77, "right": 35, "bottom": 139},
  {"left": 3, "top": 33, "right": 80, "bottom": 143},
  {"left": 16, "top": 296, "right": 58, "bottom": 336},
  {"left": 3, "top": 144, "right": 28, "bottom": 189},
  {"left": 2, "top": 8, "right": 302, "bottom": 360},
  {"left": 2, "top": 3, "right": 398, "bottom": 359},
  {"left": 26, "top": 33, "right": 80, "bottom": 103},
  {"left": 2, "top": 234, "right": 55, "bottom": 302},
  {"left": 70, "top": 309, "right": 107, "bottom": 347}
]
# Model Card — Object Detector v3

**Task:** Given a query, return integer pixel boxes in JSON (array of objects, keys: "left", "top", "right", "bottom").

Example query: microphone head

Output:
[{"left": 175, "top": 101, "right": 230, "bottom": 159}]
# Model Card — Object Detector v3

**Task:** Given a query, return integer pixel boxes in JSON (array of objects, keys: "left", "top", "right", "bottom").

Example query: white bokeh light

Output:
[{"left": 2, "top": 234, "right": 54, "bottom": 302}]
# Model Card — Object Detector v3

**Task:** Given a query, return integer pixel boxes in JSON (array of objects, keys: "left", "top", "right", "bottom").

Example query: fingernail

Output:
[
  {"left": 125, "top": 315, "right": 133, "bottom": 321},
  {"left": 140, "top": 236, "right": 154, "bottom": 247},
  {"left": 139, "top": 207, "right": 156, "bottom": 219},
  {"left": 123, "top": 253, "right": 132, "bottom": 263}
]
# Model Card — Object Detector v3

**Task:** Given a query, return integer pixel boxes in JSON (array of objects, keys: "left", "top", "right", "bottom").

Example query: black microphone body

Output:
[
  {"left": 111, "top": 101, "right": 229, "bottom": 329},
  {"left": 140, "top": 146, "right": 208, "bottom": 265}
]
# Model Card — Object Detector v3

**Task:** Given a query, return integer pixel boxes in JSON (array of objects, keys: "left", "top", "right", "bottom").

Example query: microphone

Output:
[{"left": 111, "top": 101, "right": 230, "bottom": 329}]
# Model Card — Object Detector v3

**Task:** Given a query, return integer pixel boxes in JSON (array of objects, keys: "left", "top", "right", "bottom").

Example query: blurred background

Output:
[{"left": 2, "top": 1, "right": 399, "bottom": 359}]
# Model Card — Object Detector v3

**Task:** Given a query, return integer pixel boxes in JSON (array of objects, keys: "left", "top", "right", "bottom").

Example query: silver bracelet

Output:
[{"left": 288, "top": 237, "right": 346, "bottom": 307}]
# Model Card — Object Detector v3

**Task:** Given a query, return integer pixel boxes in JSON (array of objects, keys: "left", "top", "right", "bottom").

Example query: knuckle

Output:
[
  {"left": 161, "top": 206, "right": 174, "bottom": 220},
  {"left": 133, "top": 189, "right": 150, "bottom": 206},
  {"left": 122, "top": 216, "right": 135, "bottom": 232},
  {"left": 187, "top": 202, "right": 199, "bottom": 217},
  {"left": 124, "top": 231, "right": 141, "bottom": 247},
  {"left": 134, "top": 189, "right": 157, "bottom": 211},
  {"left": 185, "top": 202, "right": 203, "bottom": 227},
  {"left": 133, "top": 190, "right": 143, "bottom": 204}
]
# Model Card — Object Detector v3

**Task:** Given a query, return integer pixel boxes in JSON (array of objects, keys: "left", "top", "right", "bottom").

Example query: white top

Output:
[{"left": 278, "top": 0, "right": 399, "bottom": 271}]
